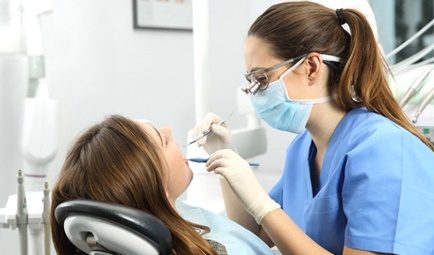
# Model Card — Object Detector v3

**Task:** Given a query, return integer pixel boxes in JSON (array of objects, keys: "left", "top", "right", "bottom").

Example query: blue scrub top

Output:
[{"left": 269, "top": 107, "right": 434, "bottom": 255}]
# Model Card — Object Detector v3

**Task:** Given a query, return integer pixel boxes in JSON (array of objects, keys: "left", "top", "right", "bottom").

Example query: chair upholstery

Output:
[{"left": 55, "top": 200, "right": 172, "bottom": 255}]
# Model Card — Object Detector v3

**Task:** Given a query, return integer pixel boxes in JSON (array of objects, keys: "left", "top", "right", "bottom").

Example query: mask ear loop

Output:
[{"left": 279, "top": 56, "right": 307, "bottom": 80}]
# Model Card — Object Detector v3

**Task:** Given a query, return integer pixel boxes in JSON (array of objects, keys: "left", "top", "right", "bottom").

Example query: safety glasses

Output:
[{"left": 241, "top": 55, "right": 306, "bottom": 95}]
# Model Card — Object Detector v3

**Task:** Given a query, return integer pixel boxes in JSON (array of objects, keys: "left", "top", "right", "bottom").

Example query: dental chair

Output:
[{"left": 55, "top": 200, "right": 172, "bottom": 255}]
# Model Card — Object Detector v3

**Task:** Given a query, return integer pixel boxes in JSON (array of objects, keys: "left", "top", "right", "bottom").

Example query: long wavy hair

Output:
[
  {"left": 50, "top": 114, "right": 218, "bottom": 255},
  {"left": 248, "top": 1, "right": 433, "bottom": 149}
]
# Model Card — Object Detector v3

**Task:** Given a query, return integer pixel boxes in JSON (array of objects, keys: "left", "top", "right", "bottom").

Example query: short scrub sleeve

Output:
[{"left": 343, "top": 131, "right": 434, "bottom": 254}]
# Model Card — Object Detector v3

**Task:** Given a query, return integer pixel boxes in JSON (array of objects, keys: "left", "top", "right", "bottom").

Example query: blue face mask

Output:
[{"left": 249, "top": 55, "right": 339, "bottom": 134}]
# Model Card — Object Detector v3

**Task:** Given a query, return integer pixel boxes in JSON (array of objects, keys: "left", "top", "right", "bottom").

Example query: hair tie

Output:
[{"left": 336, "top": 8, "right": 346, "bottom": 25}]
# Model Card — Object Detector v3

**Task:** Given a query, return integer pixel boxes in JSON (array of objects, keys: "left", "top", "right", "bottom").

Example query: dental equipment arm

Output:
[
  {"left": 21, "top": 0, "right": 58, "bottom": 192},
  {"left": 391, "top": 43, "right": 434, "bottom": 74},
  {"left": 1, "top": 171, "right": 52, "bottom": 255},
  {"left": 17, "top": 170, "right": 28, "bottom": 255},
  {"left": 23, "top": 0, "right": 53, "bottom": 96},
  {"left": 42, "top": 182, "right": 50, "bottom": 255},
  {"left": 412, "top": 86, "right": 434, "bottom": 123},
  {"left": 396, "top": 56, "right": 434, "bottom": 75},
  {"left": 386, "top": 19, "right": 434, "bottom": 60},
  {"left": 399, "top": 69, "right": 431, "bottom": 107}
]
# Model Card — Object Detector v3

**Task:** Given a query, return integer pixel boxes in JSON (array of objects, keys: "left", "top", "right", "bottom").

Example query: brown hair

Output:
[
  {"left": 248, "top": 1, "right": 433, "bottom": 149},
  {"left": 50, "top": 114, "right": 218, "bottom": 255}
]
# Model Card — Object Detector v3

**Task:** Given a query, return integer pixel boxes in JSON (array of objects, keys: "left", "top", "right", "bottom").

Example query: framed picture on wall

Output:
[{"left": 133, "top": 0, "right": 193, "bottom": 31}]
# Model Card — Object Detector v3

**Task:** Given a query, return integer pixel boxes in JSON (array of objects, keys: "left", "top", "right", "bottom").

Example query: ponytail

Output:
[{"left": 338, "top": 9, "right": 433, "bottom": 149}]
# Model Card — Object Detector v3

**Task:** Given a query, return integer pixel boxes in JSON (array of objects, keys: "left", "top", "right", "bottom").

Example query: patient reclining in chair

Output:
[{"left": 50, "top": 114, "right": 275, "bottom": 255}]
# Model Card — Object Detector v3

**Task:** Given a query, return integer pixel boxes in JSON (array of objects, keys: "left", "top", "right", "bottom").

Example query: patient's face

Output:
[{"left": 137, "top": 122, "right": 193, "bottom": 203}]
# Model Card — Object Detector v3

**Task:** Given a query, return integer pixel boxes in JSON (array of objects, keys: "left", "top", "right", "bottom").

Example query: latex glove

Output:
[
  {"left": 206, "top": 149, "right": 280, "bottom": 224},
  {"left": 190, "top": 113, "right": 234, "bottom": 155}
]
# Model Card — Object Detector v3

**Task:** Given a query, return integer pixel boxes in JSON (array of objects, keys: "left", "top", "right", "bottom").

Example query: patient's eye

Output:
[{"left": 164, "top": 135, "right": 171, "bottom": 145}]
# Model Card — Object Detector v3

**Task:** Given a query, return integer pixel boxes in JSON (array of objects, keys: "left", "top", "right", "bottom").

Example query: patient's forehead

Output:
[{"left": 134, "top": 120, "right": 163, "bottom": 147}]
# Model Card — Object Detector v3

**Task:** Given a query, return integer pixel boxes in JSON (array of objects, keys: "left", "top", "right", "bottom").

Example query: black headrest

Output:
[{"left": 55, "top": 200, "right": 172, "bottom": 255}]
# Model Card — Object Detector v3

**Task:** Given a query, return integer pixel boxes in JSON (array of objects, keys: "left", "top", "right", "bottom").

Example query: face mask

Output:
[{"left": 249, "top": 55, "right": 339, "bottom": 134}]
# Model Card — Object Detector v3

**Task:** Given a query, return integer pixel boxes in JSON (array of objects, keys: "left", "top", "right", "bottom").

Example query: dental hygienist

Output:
[{"left": 191, "top": 2, "right": 434, "bottom": 255}]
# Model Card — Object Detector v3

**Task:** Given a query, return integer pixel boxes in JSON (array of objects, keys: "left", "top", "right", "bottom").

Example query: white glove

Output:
[
  {"left": 190, "top": 113, "right": 234, "bottom": 155},
  {"left": 206, "top": 149, "right": 280, "bottom": 224}
]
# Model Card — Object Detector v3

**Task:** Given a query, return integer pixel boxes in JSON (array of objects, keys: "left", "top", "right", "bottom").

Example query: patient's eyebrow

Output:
[{"left": 152, "top": 126, "right": 164, "bottom": 147}]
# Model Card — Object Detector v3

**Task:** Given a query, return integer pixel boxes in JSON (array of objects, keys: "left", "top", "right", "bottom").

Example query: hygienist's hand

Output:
[
  {"left": 206, "top": 149, "right": 280, "bottom": 224},
  {"left": 190, "top": 113, "right": 234, "bottom": 154}
]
